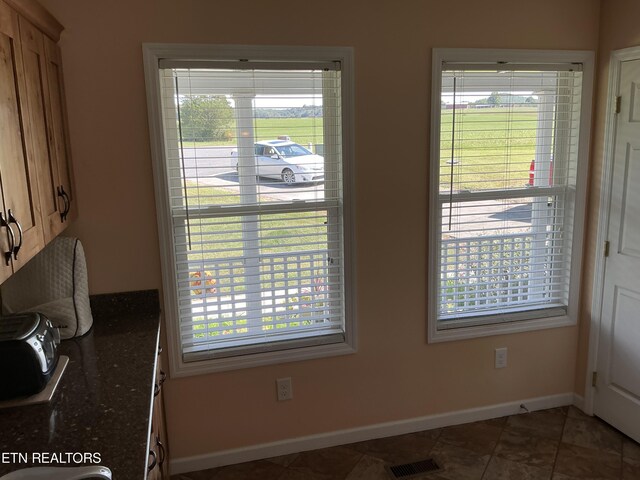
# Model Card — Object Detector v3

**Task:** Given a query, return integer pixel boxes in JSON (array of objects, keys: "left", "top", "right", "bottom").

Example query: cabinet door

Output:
[
  {"left": 0, "top": 4, "right": 43, "bottom": 276},
  {"left": 147, "top": 444, "right": 161, "bottom": 480},
  {"left": 153, "top": 354, "right": 169, "bottom": 478},
  {"left": 43, "top": 36, "right": 76, "bottom": 229},
  {"left": 18, "top": 17, "right": 65, "bottom": 244}
]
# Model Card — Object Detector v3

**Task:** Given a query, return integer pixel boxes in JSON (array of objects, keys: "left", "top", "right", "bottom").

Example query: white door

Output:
[{"left": 594, "top": 57, "right": 640, "bottom": 443}]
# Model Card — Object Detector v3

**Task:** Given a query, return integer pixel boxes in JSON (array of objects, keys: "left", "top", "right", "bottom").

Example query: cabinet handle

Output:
[
  {"left": 159, "top": 370, "right": 167, "bottom": 386},
  {"left": 147, "top": 449, "right": 157, "bottom": 472},
  {"left": 156, "top": 435, "right": 166, "bottom": 466},
  {"left": 61, "top": 186, "right": 71, "bottom": 218},
  {"left": 0, "top": 213, "right": 15, "bottom": 266},
  {"left": 57, "top": 186, "right": 67, "bottom": 221},
  {"left": 8, "top": 210, "right": 22, "bottom": 260},
  {"left": 57, "top": 186, "right": 70, "bottom": 222}
]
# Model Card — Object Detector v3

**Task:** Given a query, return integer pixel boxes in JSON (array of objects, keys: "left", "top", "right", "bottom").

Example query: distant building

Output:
[{"left": 443, "top": 103, "right": 469, "bottom": 110}]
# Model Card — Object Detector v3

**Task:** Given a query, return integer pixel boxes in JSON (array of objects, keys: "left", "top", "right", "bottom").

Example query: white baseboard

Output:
[
  {"left": 170, "top": 392, "right": 575, "bottom": 475},
  {"left": 572, "top": 393, "right": 585, "bottom": 412}
]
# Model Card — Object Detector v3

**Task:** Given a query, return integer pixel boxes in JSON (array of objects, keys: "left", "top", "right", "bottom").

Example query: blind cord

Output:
[
  {"left": 175, "top": 75, "right": 192, "bottom": 250},
  {"left": 448, "top": 76, "right": 457, "bottom": 231}
]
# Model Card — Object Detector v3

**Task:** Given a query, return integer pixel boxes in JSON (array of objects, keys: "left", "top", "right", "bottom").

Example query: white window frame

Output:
[
  {"left": 143, "top": 44, "right": 357, "bottom": 376},
  {"left": 428, "top": 48, "right": 594, "bottom": 343}
]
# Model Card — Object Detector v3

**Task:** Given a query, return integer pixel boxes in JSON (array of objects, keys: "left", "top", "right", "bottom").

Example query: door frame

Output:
[{"left": 585, "top": 45, "right": 640, "bottom": 415}]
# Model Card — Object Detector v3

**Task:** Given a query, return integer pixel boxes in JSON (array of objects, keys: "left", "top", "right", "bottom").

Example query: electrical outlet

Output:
[
  {"left": 495, "top": 347, "right": 508, "bottom": 368},
  {"left": 276, "top": 377, "right": 293, "bottom": 401}
]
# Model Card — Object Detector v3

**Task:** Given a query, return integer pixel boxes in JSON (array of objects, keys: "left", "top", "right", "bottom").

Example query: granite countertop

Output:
[{"left": 0, "top": 290, "right": 161, "bottom": 479}]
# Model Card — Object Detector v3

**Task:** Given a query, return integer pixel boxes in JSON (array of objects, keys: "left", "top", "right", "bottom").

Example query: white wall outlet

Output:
[
  {"left": 495, "top": 347, "right": 508, "bottom": 369},
  {"left": 276, "top": 377, "right": 293, "bottom": 401}
]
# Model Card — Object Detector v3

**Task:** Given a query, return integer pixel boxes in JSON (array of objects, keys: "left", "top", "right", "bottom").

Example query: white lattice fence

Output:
[
  {"left": 440, "top": 234, "right": 541, "bottom": 315},
  {"left": 183, "top": 252, "right": 330, "bottom": 340}
]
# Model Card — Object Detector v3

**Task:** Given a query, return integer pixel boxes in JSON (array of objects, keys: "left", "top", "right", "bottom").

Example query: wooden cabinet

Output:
[
  {"left": 0, "top": 2, "right": 45, "bottom": 283},
  {"left": 0, "top": 0, "right": 77, "bottom": 284},
  {"left": 19, "top": 16, "right": 75, "bottom": 243},
  {"left": 148, "top": 348, "right": 170, "bottom": 479},
  {"left": 42, "top": 32, "right": 77, "bottom": 233}
]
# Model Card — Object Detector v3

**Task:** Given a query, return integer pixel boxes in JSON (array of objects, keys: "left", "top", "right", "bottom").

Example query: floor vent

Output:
[{"left": 385, "top": 458, "right": 440, "bottom": 479}]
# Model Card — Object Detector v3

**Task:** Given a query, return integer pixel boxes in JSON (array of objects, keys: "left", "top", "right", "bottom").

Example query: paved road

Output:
[
  {"left": 180, "top": 145, "right": 235, "bottom": 176},
  {"left": 180, "top": 145, "right": 325, "bottom": 201},
  {"left": 179, "top": 145, "right": 538, "bottom": 235}
]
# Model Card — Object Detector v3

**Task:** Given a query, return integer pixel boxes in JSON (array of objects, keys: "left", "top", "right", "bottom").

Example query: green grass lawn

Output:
[
  {"left": 186, "top": 108, "right": 538, "bottom": 191},
  {"left": 440, "top": 106, "right": 538, "bottom": 191},
  {"left": 182, "top": 117, "right": 324, "bottom": 147},
  {"left": 254, "top": 117, "right": 323, "bottom": 145},
  {"left": 184, "top": 183, "right": 328, "bottom": 264}
]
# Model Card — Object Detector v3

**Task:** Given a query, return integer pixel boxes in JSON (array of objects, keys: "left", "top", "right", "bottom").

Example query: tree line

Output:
[
  {"left": 255, "top": 106, "right": 322, "bottom": 118},
  {"left": 178, "top": 95, "right": 322, "bottom": 142},
  {"left": 473, "top": 93, "right": 537, "bottom": 106}
]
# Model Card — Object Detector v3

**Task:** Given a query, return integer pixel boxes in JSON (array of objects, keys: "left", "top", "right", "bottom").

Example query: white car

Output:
[{"left": 233, "top": 140, "right": 324, "bottom": 185}]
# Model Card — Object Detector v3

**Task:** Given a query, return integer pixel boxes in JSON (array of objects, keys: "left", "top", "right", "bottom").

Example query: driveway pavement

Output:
[
  {"left": 180, "top": 145, "right": 537, "bottom": 234},
  {"left": 181, "top": 144, "right": 325, "bottom": 201}
]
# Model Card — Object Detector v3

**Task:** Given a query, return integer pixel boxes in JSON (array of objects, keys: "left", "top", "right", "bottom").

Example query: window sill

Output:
[
  {"left": 168, "top": 339, "right": 357, "bottom": 377},
  {"left": 427, "top": 313, "right": 576, "bottom": 344}
]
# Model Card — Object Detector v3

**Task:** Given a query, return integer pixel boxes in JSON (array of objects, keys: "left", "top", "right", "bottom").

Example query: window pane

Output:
[
  {"left": 161, "top": 65, "right": 346, "bottom": 359},
  {"left": 439, "top": 70, "right": 582, "bottom": 194},
  {"left": 439, "top": 195, "right": 569, "bottom": 320},
  {"left": 162, "top": 69, "right": 342, "bottom": 207},
  {"left": 436, "top": 66, "right": 583, "bottom": 327}
]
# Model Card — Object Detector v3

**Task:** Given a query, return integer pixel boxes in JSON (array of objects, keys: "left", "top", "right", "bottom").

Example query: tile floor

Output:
[{"left": 172, "top": 406, "right": 640, "bottom": 480}]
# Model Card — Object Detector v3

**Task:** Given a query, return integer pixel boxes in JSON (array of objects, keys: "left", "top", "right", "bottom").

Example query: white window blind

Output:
[
  {"left": 435, "top": 62, "right": 584, "bottom": 329},
  {"left": 157, "top": 60, "right": 346, "bottom": 361}
]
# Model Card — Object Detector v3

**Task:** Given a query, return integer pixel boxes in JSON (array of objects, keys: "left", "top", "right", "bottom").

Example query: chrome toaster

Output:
[{"left": 0, "top": 312, "right": 60, "bottom": 401}]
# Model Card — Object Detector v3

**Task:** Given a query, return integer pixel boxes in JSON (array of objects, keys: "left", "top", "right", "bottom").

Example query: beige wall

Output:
[
  {"left": 574, "top": 0, "right": 640, "bottom": 397},
  {"left": 38, "top": 0, "right": 601, "bottom": 458}
]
